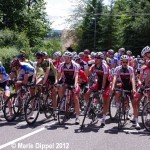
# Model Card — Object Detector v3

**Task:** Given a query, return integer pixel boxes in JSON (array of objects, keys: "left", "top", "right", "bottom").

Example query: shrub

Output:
[{"left": 0, "top": 47, "right": 18, "bottom": 73}]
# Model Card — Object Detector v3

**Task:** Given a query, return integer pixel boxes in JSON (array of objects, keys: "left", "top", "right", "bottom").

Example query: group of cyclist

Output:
[{"left": 0, "top": 46, "right": 150, "bottom": 129}]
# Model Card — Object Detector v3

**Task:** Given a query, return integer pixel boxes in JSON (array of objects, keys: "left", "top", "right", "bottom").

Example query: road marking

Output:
[{"left": 0, "top": 122, "right": 56, "bottom": 150}]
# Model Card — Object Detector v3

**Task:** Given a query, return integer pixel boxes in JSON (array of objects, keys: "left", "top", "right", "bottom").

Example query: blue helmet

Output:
[{"left": 0, "top": 66, "right": 6, "bottom": 74}]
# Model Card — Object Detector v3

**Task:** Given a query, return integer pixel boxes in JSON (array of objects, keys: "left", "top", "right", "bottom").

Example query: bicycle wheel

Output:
[
  {"left": 142, "top": 101, "right": 150, "bottom": 131},
  {"left": 118, "top": 98, "right": 126, "bottom": 129},
  {"left": 81, "top": 97, "right": 93, "bottom": 129},
  {"left": 3, "top": 94, "right": 18, "bottom": 122},
  {"left": 43, "top": 95, "right": 53, "bottom": 119},
  {"left": 109, "top": 94, "right": 118, "bottom": 120},
  {"left": 58, "top": 95, "right": 71, "bottom": 124},
  {"left": 24, "top": 96, "right": 40, "bottom": 125}
]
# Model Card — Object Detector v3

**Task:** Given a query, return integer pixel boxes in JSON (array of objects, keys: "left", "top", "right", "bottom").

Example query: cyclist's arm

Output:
[
  {"left": 145, "top": 70, "right": 150, "bottom": 86},
  {"left": 131, "top": 74, "right": 136, "bottom": 92},
  {"left": 111, "top": 75, "right": 117, "bottom": 91}
]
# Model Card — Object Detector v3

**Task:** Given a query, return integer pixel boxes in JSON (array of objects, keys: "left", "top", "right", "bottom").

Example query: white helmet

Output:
[
  {"left": 91, "top": 52, "right": 96, "bottom": 57},
  {"left": 63, "top": 51, "right": 73, "bottom": 58},
  {"left": 141, "top": 46, "right": 150, "bottom": 57},
  {"left": 120, "top": 55, "right": 129, "bottom": 61},
  {"left": 119, "top": 48, "right": 125, "bottom": 53},
  {"left": 79, "top": 52, "right": 84, "bottom": 58},
  {"left": 95, "top": 52, "right": 104, "bottom": 59},
  {"left": 72, "top": 52, "right": 77, "bottom": 57},
  {"left": 73, "top": 55, "right": 80, "bottom": 61},
  {"left": 53, "top": 51, "right": 61, "bottom": 59},
  {"left": 126, "top": 50, "right": 132, "bottom": 55}
]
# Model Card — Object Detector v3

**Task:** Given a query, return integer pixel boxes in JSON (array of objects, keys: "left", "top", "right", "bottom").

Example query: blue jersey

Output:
[
  {"left": 0, "top": 66, "right": 10, "bottom": 83},
  {"left": 18, "top": 62, "right": 35, "bottom": 81}
]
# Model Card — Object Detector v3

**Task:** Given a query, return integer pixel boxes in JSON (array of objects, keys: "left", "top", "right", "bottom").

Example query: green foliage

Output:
[
  {"left": 30, "top": 38, "right": 63, "bottom": 59},
  {"left": 0, "top": 29, "right": 30, "bottom": 50},
  {"left": 0, "top": 47, "right": 18, "bottom": 72},
  {"left": 0, "top": 0, "right": 51, "bottom": 47},
  {"left": 69, "top": 0, "right": 150, "bottom": 55}
]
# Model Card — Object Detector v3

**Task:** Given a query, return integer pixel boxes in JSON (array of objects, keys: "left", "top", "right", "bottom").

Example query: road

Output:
[{"left": 0, "top": 110, "right": 150, "bottom": 150}]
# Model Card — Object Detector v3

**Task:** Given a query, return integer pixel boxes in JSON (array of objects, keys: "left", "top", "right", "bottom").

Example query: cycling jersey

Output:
[
  {"left": 78, "top": 70, "right": 88, "bottom": 83},
  {"left": 106, "top": 57, "right": 117, "bottom": 68},
  {"left": 0, "top": 66, "right": 10, "bottom": 83},
  {"left": 82, "top": 56, "right": 91, "bottom": 63},
  {"left": 53, "top": 60, "right": 62, "bottom": 69},
  {"left": 90, "top": 63, "right": 110, "bottom": 89},
  {"left": 58, "top": 61, "right": 78, "bottom": 85},
  {"left": 36, "top": 59, "right": 56, "bottom": 78},
  {"left": 114, "top": 65, "right": 134, "bottom": 90},
  {"left": 80, "top": 60, "right": 88, "bottom": 71},
  {"left": 17, "top": 62, "right": 35, "bottom": 81},
  {"left": 140, "top": 66, "right": 150, "bottom": 83}
]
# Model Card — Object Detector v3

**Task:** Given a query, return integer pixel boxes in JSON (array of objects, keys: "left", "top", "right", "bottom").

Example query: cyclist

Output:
[
  {"left": 0, "top": 65, "right": 11, "bottom": 102},
  {"left": 110, "top": 55, "right": 139, "bottom": 129},
  {"left": 57, "top": 51, "right": 80, "bottom": 124},
  {"left": 33, "top": 52, "right": 58, "bottom": 119},
  {"left": 135, "top": 46, "right": 150, "bottom": 123},
  {"left": 73, "top": 55, "right": 89, "bottom": 76},
  {"left": 82, "top": 49, "right": 91, "bottom": 63},
  {"left": 84, "top": 52, "right": 110, "bottom": 127},
  {"left": 53, "top": 51, "right": 62, "bottom": 68},
  {"left": 10, "top": 58, "right": 35, "bottom": 94},
  {"left": 126, "top": 50, "right": 134, "bottom": 67},
  {"left": 114, "top": 48, "right": 126, "bottom": 66}
]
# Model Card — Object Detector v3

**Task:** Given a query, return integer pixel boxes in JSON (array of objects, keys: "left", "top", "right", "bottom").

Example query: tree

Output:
[{"left": 0, "top": 0, "right": 51, "bottom": 47}]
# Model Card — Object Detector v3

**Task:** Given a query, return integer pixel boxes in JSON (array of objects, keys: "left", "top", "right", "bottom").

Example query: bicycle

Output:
[
  {"left": 0, "top": 88, "right": 5, "bottom": 113},
  {"left": 57, "top": 84, "right": 75, "bottom": 125},
  {"left": 81, "top": 90, "right": 103, "bottom": 129},
  {"left": 3, "top": 83, "right": 32, "bottom": 122},
  {"left": 24, "top": 84, "right": 53, "bottom": 125},
  {"left": 141, "top": 87, "right": 150, "bottom": 131},
  {"left": 111, "top": 89, "right": 131, "bottom": 129}
]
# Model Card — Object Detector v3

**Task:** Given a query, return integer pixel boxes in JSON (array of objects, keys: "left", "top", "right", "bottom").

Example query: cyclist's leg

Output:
[
  {"left": 73, "top": 85, "right": 80, "bottom": 124},
  {"left": 101, "top": 85, "right": 110, "bottom": 126}
]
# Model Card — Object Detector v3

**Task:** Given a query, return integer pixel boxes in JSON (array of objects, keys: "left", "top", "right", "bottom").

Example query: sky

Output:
[{"left": 45, "top": 0, "right": 110, "bottom": 30}]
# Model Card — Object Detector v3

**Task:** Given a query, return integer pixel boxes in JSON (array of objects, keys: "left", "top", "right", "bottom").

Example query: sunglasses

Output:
[
  {"left": 84, "top": 52, "right": 89, "bottom": 54},
  {"left": 122, "top": 61, "right": 128, "bottom": 64},
  {"left": 95, "top": 57, "right": 102, "bottom": 59}
]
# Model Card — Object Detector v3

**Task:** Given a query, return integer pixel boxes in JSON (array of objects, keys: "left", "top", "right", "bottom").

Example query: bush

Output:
[
  {"left": 0, "top": 47, "right": 18, "bottom": 73},
  {"left": 31, "top": 38, "right": 63, "bottom": 59},
  {"left": 0, "top": 29, "right": 30, "bottom": 50}
]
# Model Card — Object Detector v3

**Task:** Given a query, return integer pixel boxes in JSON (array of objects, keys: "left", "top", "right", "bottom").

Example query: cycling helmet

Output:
[
  {"left": 126, "top": 50, "right": 132, "bottom": 55},
  {"left": 84, "top": 49, "right": 90, "bottom": 54},
  {"left": 120, "top": 55, "right": 129, "bottom": 61},
  {"left": 35, "top": 51, "right": 43, "bottom": 57},
  {"left": 42, "top": 51, "right": 48, "bottom": 57},
  {"left": 108, "top": 49, "right": 114, "bottom": 54},
  {"left": 17, "top": 54, "right": 25, "bottom": 59},
  {"left": 79, "top": 52, "right": 84, "bottom": 58},
  {"left": 10, "top": 58, "right": 20, "bottom": 67},
  {"left": 141, "top": 46, "right": 150, "bottom": 57},
  {"left": 0, "top": 66, "right": 6, "bottom": 74},
  {"left": 119, "top": 48, "right": 125, "bottom": 53},
  {"left": 72, "top": 52, "right": 77, "bottom": 57},
  {"left": 95, "top": 52, "right": 104, "bottom": 59},
  {"left": 137, "top": 55, "right": 140, "bottom": 58},
  {"left": 91, "top": 52, "right": 96, "bottom": 57},
  {"left": 63, "top": 51, "right": 73, "bottom": 58},
  {"left": 53, "top": 51, "right": 61, "bottom": 59},
  {"left": 73, "top": 55, "right": 80, "bottom": 61}
]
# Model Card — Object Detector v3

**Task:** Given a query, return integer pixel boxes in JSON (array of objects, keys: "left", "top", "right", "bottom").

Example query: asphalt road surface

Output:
[{"left": 0, "top": 110, "right": 150, "bottom": 150}]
